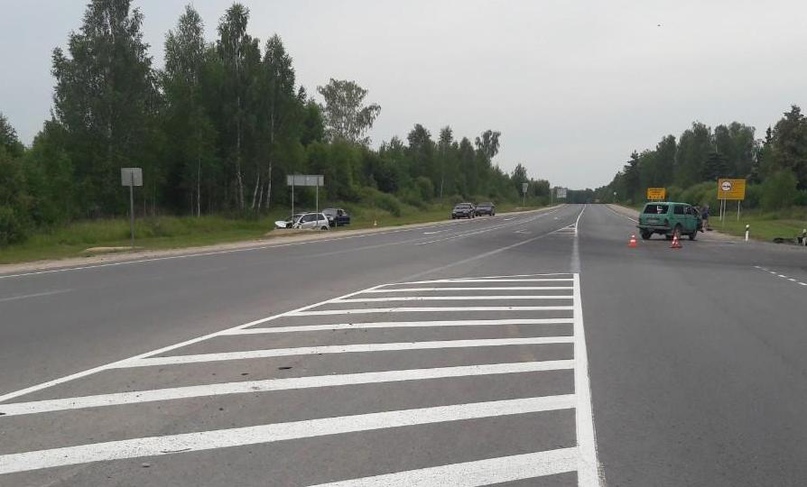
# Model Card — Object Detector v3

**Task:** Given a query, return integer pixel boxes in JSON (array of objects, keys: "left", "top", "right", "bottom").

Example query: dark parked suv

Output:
[
  {"left": 475, "top": 202, "right": 495, "bottom": 216},
  {"left": 637, "top": 201, "right": 702, "bottom": 240}
]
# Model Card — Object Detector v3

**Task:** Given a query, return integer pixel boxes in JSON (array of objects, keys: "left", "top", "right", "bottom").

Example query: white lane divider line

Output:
[
  {"left": 112, "top": 337, "right": 575, "bottom": 369},
  {"left": 331, "top": 296, "right": 573, "bottom": 303},
  {"left": 227, "top": 318, "right": 575, "bottom": 335},
  {"left": 289, "top": 306, "right": 574, "bottom": 316},
  {"left": 309, "top": 448, "right": 578, "bottom": 486},
  {"left": 754, "top": 266, "right": 807, "bottom": 288},
  {"left": 573, "top": 273, "right": 602, "bottom": 486},
  {"left": 0, "top": 395, "right": 576, "bottom": 475},
  {"left": 0, "top": 361, "right": 575, "bottom": 417}
]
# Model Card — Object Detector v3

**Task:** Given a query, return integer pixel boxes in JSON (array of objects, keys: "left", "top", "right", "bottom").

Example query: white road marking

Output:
[
  {"left": 0, "top": 361, "right": 575, "bottom": 417},
  {"left": 289, "top": 306, "right": 574, "bottom": 316},
  {"left": 399, "top": 278, "right": 574, "bottom": 284},
  {"left": 113, "top": 337, "right": 575, "bottom": 368},
  {"left": 0, "top": 289, "right": 71, "bottom": 303},
  {"left": 310, "top": 448, "right": 578, "bottom": 486},
  {"left": 503, "top": 217, "right": 515, "bottom": 221},
  {"left": 0, "top": 395, "right": 576, "bottom": 475},
  {"left": 362, "top": 287, "right": 573, "bottom": 293},
  {"left": 332, "top": 296, "right": 573, "bottom": 303},
  {"left": 573, "top": 274, "right": 602, "bottom": 486},
  {"left": 423, "top": 231, "right": 444, "bottom": 235},
  {"left": 225, "top": 318, "right": 575, "bottom": 335},
  {"left": 754, "top": 266, "right": 807, "bottom": 288}
]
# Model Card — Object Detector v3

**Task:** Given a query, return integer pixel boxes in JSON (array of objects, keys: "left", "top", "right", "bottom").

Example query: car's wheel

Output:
[
  {"left": 641, "top": 231, "right": 651, "bottom": 240},
  {"left": 688, "top": 231, "right": 697, "bottom": 241},
  {"left": 321, "top": 226, "right": 329, "bottom": 231}
]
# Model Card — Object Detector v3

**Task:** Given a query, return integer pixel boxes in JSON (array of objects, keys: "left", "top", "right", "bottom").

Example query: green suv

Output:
[{"left": 637, "top": 201, "right": 702, "bottom": 240}]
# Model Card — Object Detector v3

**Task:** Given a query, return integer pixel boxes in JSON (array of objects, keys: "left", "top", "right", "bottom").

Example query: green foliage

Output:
[
  {"left": 317, "top": 79, "right": 381, "bottom": 145},
  {"left": 51, "top": 0, "right": 159, "bottom": 214},
  {"left": 359, "top": 187, "right": 402, "bottom": 217},
  {"left": 761, "top": 170, "right": 799, "bottom": 210}
]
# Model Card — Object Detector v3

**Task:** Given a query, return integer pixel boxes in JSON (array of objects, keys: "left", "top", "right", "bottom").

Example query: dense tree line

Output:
[
  {"left": 0, "top": 1, "right": 550, "bottom": 245},
  {"left": 598, "top": 106, "right": 807, "bottom": 210}
]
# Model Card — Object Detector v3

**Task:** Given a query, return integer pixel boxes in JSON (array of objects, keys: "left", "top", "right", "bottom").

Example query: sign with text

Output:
[
  {"left": 646, "top": 187, "right": 666, "bottom": 200},
  {"left": 287, "top": 175, "right": 324, "bottom": 187},
  {"left": 717, "top": 178, "right": 746, "bottom": 200},
  {"left": 120, "top": 168, "right": 143, "bottom": 187},
  {"left": 522, "top": 182, "right": 529, "bottom": 195},
  {"left": 556, "top": 187, "right": 567, "bottom": 199}
]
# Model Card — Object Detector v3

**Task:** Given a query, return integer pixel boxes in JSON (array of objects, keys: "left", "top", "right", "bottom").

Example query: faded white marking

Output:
[{"left": 0, "top": 289, "right": 71, "bottom": 303}]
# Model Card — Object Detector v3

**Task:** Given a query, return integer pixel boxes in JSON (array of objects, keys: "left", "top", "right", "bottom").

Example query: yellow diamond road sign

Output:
[{"left": 717, "top": 178, "right": 746, "bottom": 200}]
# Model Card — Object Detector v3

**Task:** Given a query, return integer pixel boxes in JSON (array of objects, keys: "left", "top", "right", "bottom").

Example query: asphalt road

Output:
[{"left": 1, "top": 204, "right": 807, "bottom": 486}]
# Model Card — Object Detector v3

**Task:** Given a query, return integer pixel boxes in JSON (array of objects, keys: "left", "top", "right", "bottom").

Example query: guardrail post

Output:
[{"left": 745, "top": 224, "right": 750, "bottom": 242}]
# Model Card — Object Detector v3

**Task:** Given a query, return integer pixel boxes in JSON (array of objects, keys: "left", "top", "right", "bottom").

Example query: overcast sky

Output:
[{"left": 1, "top": 0, "right": 806, "bottom": 189}]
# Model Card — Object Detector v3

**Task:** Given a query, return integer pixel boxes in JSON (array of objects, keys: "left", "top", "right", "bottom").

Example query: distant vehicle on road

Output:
[
  {"left": 637, "top": 201, "right": 702, "bottom": 240},
  {"left": 451, "top": 203, "right": 476, "bottom": 219},
  {"left": 274, "top": 212, "right": 330, "bottom": 230},
  {"left": 322, "top": 207, "right": 351, "bottom": 227},
  {"left": 475, "top": 202, "right": 495, "bottom": 216}
]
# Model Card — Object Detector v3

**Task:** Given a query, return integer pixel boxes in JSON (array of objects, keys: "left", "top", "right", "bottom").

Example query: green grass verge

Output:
[
  {"left": 0, "top": 202, "right": 543, "bottom": 265},
  {"left": 711, "top": 214, "right": 807, "bottom": 242}
]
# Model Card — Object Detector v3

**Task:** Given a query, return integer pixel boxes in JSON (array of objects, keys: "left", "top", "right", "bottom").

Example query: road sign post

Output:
[
  {"left": 121, "top": 168, "right": 143, "bottom": 248},
  {"left": 717, "top": 178, "right": 746, "bottom": 223},
  {"left": 522, "top": 182, "right": 528, "bottom": 207},
  {"left": 287, "top": 175, "right": 325, "bottom": 227}
]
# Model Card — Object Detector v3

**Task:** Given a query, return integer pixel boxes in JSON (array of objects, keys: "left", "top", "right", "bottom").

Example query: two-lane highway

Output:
[{"left": 3, "top": 204, "right": 807, "bottom": 486}]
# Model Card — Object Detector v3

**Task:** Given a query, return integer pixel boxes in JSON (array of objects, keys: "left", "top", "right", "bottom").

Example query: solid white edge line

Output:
[
  {"left": 309, "top": 448, "right": 579, "bottom": 486},
  {"left": 574, "top": 274, "right": 602, "bottom": 486},
  {"left": 225, "top": 318, "right": 575, "bottom": 335},
  {"left": 0, "top": 360, "right": 575, "bottom": 417},
  {"left": 332, "top": 296, "right": 574, "bottom": 303},
  {"left": 289, "top": 306, "right": 574, "bottom": 316},
  {"left": 0, "top": 284, "right": 384, "bottom": 404},
  {"left": 113, "top": 337, "right": 576, "bottom": 368},
  {"left": 0, "top": 395, "right": 576, "bottom": 475}
]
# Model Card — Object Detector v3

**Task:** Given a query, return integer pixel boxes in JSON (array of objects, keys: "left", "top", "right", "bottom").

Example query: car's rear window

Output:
[{"left": 643, "top": 204, "right": 668, "bottom": 214}]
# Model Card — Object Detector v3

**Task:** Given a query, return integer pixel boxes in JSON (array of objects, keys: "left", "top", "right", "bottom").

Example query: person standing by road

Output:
[{"left": 701, "top": 204, "right": 710, "bottom": 230}]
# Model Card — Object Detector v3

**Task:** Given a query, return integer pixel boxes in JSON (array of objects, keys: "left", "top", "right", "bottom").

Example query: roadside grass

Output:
[
  {"left": 0, "top": 202, "right": 543, "bottom": 265},
  {"left": 711, "top": 212, "right": 807, "bottom": 242}
]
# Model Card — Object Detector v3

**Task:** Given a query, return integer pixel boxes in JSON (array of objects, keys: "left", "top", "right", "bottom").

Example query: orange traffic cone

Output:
[
  {"left": 628, "top": 234, "right": 637, "bottom": 248},
  {"left": 670, "top": 233, "right": 682, "bottom": 249}
]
